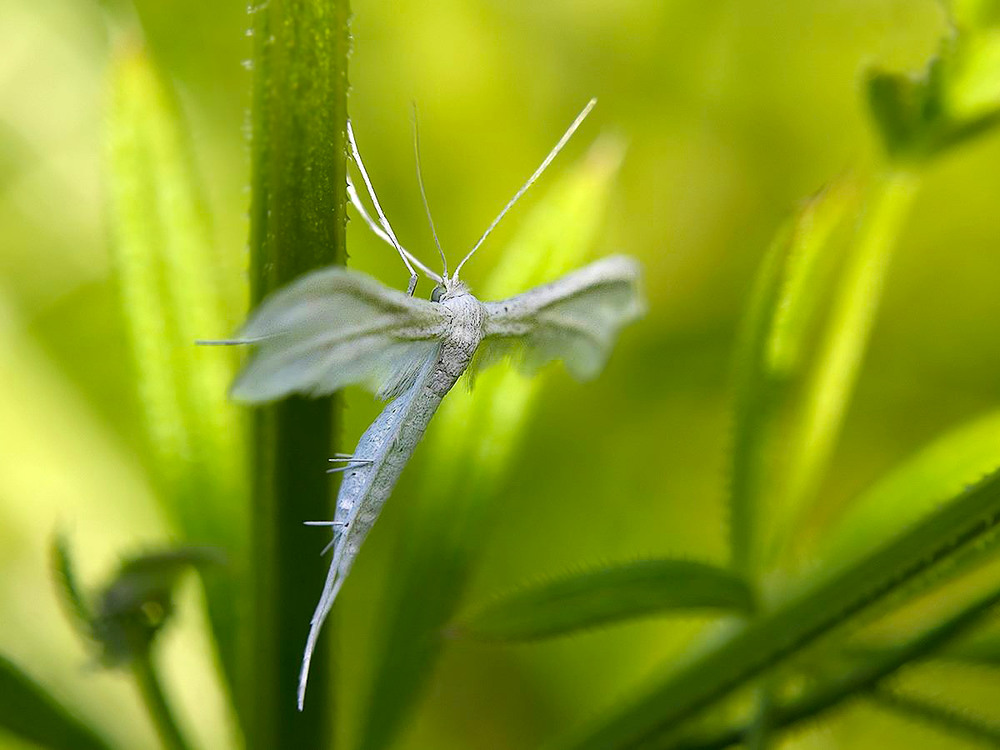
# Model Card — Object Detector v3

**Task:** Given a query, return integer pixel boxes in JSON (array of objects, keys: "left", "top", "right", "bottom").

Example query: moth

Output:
[{"left": 203, "top": 99, "right": 644, "bottom": 708}]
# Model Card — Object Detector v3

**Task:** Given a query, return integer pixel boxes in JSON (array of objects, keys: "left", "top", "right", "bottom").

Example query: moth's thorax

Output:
[{"left": 433, "top": 289, "right": 486, "bottom": 393}]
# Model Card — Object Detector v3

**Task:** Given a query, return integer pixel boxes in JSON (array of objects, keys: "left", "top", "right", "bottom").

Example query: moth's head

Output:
[{"left": 430, "top": 278, "right": 469, "bottom": 302}]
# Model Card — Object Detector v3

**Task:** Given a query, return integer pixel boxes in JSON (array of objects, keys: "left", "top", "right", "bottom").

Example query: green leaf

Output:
[
  {"left": 51, "top": 531, "right": 93, "bottom": 640},
  {"left": 729, "top": 180, "right": 855, "bottom": 573},
  {"left": 456, "top": 559, "right": 754, "bottom": 641},
  {"left": 0, "top": 654, "right": 114, "bottom": 750},
  {"left": 772, "top": 171, "right": 918, "bottom": 566},
  {"left": 765, "top": 181, "right": 856, "bottom": 377},
  {"left": 359, "top": 136, "right": 626, "bottom": 750},
  {"left": 105, "top": 41, "right": 248, "bottom": 695},
  {"left": 818, "top": 408, "right": 1000, "bottom": 565},
  {"left": 244, "top": 0, "right": 350, "bottom": 747},
  {"left": 669, "top": 581, "right": 1000, "bottom": 750},
  {"left": 555, "top": 469, "right": 1000, "bottom": 750}
]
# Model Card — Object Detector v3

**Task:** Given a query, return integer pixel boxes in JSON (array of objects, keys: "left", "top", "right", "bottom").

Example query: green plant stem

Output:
[
  {"left": 131, "top": 651, "right": 192, "bottom": 750},
  {"left": 670, "top": 582, "right": 1000, "bottom": 750},
  {"left": 246, "top": 0, "right": 349, "bottom": 746},
  {"left": 557, "top": 469, "right": 1000, "bottom": 749},
  {"left": 774, "top": 170, "right": 919, "bottom": 562},
  {"left": 868, "top": 687, "right": 1000, "bottom": 747}
]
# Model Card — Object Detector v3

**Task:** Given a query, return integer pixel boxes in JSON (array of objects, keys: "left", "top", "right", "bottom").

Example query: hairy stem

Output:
[{"left": 246, "top": 0, "right": 350, "bottom": 746}]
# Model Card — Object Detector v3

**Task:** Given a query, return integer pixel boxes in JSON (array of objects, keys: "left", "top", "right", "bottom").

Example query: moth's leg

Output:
[
  {"left": 347, "top": 176, "right": 442, "bottom": 286},
  {"left": 347, "top": 121, "right": 443, "bottom": 289},
  {"left": 406, "top": 271, "right": 418, "bottom": 296},
  {"left": 327, "top": 454, "right": 374, "bottom": 474},
  {"left": 303, "top": 520, "right": 350, "bottom": 556},
  {"left": 326, "top": 457, "right": 373, "bottom": 474}
]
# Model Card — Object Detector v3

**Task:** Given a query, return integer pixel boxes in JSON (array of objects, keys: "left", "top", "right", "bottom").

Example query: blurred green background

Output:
[{"left": 2, "top": 0, "right": 999, "bottom": 748}]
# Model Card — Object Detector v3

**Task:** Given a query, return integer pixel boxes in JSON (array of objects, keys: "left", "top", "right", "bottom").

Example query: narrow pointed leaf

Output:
[
  {"left": 819, "top": 408, "right": 1000, "bottom": 565},
  {"left": 51, "top": 531, "right": 93, "bottom": 640},
  {"left": 0, "top": 654, "right": 114, "bottom": 750},
  {"left": 106, "top": 42, "right": 247, "bottom": 695},
  {"left": 556, "top": 469, "right": 1000, "bottom": 750},
  {"left": 765, "top": 181, "right": 856, "bottom": 377},
  {"left": 729, "top": 181, "right": 855, "bottom": 572},
  {"left": 359, "top": 137, "right": 626, "bottom": 750},
  {"left": 456, "top": 559, "right": 754, "bottom": 641},
  {"left": 774, "top": 171, "right": 918, "bottom": 561}
]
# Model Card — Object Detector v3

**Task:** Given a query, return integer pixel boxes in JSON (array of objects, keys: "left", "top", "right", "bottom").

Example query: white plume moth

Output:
[{"left": 202, "top": 99, "right": 643, "bottom": 708}]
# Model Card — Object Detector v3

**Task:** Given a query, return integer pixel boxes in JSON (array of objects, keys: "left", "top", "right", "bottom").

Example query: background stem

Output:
[
  {"left": 246, "top": 0, "right": 350, "bottom": 746},
  {"left": 131, "top": 651, "right": 191, "bottom": 750}
]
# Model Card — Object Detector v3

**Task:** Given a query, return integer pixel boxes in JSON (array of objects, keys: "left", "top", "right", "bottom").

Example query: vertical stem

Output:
[
  {"left": 246, "top": 0, "right": 349, "bottom": 747},
  {"left": 131, "top": 652, "right": 192, "bottom": 750}
]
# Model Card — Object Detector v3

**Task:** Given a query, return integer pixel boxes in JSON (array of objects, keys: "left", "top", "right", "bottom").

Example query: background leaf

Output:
[
  {"left": 816, "top": 408, "right": 1000, "bottom": 565},
  {"left": 105, "top": 40, "right": 248, "bottom": 698},
  {"left": 728, "top": 180, "right": 856, "bottom": 574},
  {"left": 456, "top": 559, "right": 754, "bottom": 642},
  {"left": 51, "top": 531, "right": 94, "bottom": 641},
  {"left": 0, "top": 655, "right": 114, "bottom": 750},
  {"left": 770, "top": 170, "right": 919, "bottom": 567}
]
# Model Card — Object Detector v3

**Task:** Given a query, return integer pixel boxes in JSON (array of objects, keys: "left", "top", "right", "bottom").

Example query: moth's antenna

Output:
[
  {"left": 347, "top": 119, "right": 421, "bottom": 295},
  {"left": 411, "top": 104, "right": 448, "bottom": 279},
  {"left": 452, "top": 97, "right": 597, "bottom": 280},
  {"left": 346, "top": 175, "right": 442, "bottom": 283}
]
